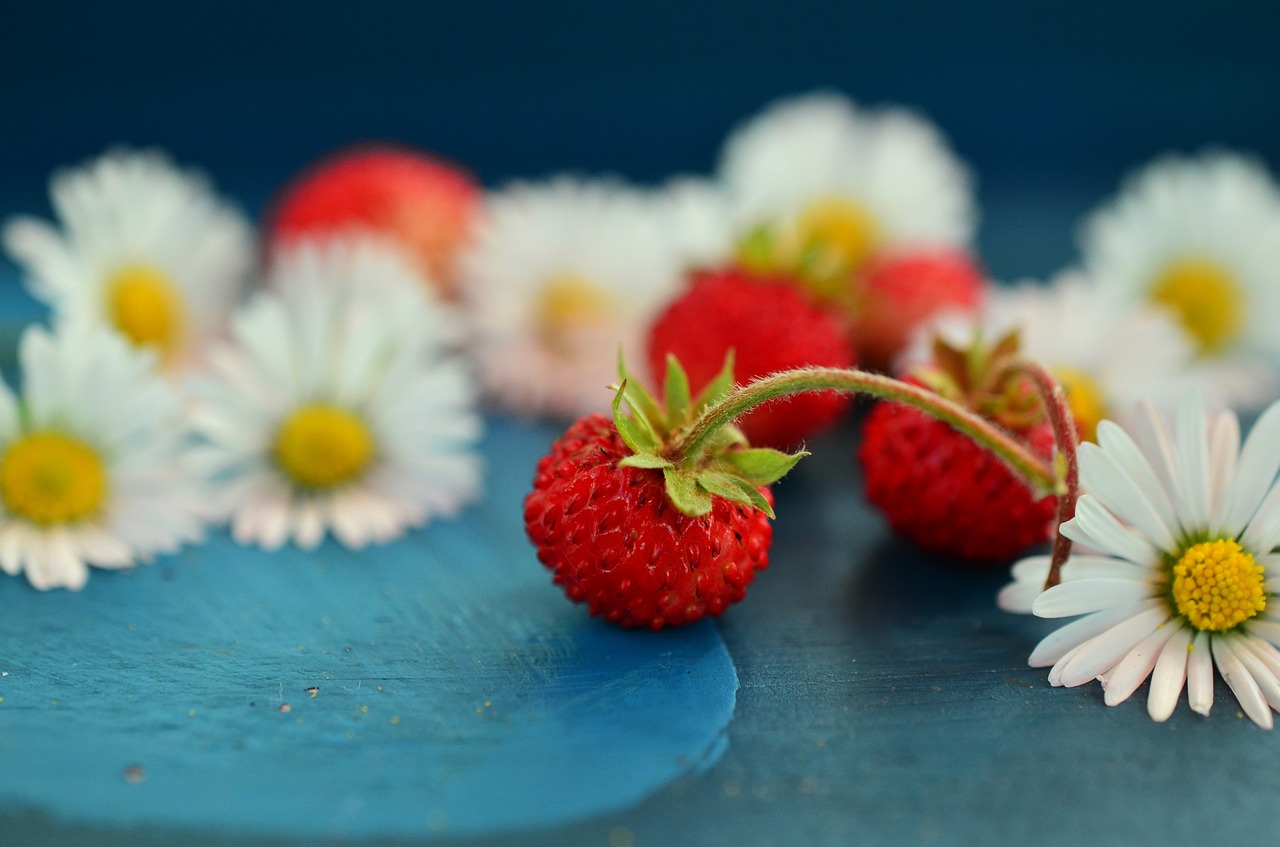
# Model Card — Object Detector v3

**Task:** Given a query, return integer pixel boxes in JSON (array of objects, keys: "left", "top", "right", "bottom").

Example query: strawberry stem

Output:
[
  {"left": 670, "top": 366, "right": 1061, "bottom": 496},
  {"left": 996, "top": 358, "right": 1079, "bottom": 590}
]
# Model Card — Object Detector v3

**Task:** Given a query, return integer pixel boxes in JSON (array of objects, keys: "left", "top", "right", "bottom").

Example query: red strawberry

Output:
[
  {"left": 647, "top": 267, "right": 855, "bottom": 450},
  {"left": 524, "top": 357, "right": 802, "bottom": 629},
  {"left": 525, "top": 413, "right": 774, "bottom": 629},
  {"left": 266, "top": 144, "right": 480, "bottom": 298},
  {"left": 858, "top": 334, "right": 1057, "bottom": 564},
  {"left": 850, "top": 249, "right": 986, "bottom": 371}
]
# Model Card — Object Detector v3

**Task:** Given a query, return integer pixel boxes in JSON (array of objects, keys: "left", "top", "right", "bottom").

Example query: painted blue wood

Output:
[{"left": 0, "top": 416, "right": 738, "bottom": 840}]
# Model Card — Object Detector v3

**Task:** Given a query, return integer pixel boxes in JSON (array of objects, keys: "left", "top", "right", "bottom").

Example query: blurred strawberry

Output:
[{"left": 265, "top": 144, "right": 480, "bottom": 298}]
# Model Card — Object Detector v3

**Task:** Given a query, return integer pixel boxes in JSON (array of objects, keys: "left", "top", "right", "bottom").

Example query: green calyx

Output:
[
  {"left": 915, "top": 329, "right": 1044, "bottom": 432},
  {"left": 612, "top": 351, "right": 807, "bottom": 519}
]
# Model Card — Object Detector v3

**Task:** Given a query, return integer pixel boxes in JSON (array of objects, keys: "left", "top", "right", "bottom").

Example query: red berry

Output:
[
  {"left": 266, "top": 144, "right": 481, "bottom": 298},
  {"left": 859, "top": 389, "right": 1057, "bottom": 564},
  {"left": 524, "top": 414, "right": 774, "bottom": 630},
  {"left": 647, "top": 267, "right": 855, "bottom": 449},
  {"left": 851, "top": 249, "right": 986, "bottom": 371}
]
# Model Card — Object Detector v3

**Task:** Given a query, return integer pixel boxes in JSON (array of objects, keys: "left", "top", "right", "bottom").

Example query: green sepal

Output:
[
  {"left": 664, "top": 467, "right": 713, "bottom": 517},
  {"left": 692, "top": 350, "right": 736, "bottom": 414},
  {"left": 616, "top": 350, "right": 665, "bottom": 437},
  {"left": 617, "top": 453, "right": 674, "bottom": 470},
  {"left": 612, "top": 380, "right": 658, "bottom": 454},
  {"left": 736, "top": 225, "right": 775, "bottom": 274},
  {"left": 663, "top": 354, "right": 692, "bottom": 429},
  {"left": 718, "top": 447, "right": 809, "bottom": 486},
  {"left": 695, "top": 471, "right": 776, "bottom": 519}
]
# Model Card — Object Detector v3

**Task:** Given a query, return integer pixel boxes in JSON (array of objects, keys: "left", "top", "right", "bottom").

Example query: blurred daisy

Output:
[
  {"left": 1080, "top": 152, "right": 1280, "bottom": 407},
  {"left": 3, "top": 148, "right": 255, "bottom": 373},
  {"left": 718, "top": 92, "right": 976, "bottom": 301},
  {"left": 904, "top": 273, "right": 1197, "bottom": 440},
  {"left": 187, "top": 238, "right": 482, "bottom": 551},
  {"left": 0, "top": 325, "right": 205, "bottom": 590},
  {"left": 999, "top": 394, "right": 1280, "bottom": 728},
  {"left": 654, "top": 176, "right": 734, "bottom": 270},
  {"left": 460, "top": 177, "right": 685, "bottom": 419}
]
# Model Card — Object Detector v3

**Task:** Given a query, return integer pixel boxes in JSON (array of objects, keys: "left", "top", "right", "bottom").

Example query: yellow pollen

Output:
[
  {"left": 535, "top": 274, "right": 619, "bottom": 354},
  {"left": 1052, "top": 366, "right": 1107, "bottom": 442},
  {"left": 1170, "top": 539, "right": 1266, "bottom": 632},
  {"left": 0, "top": 432, "right": 107, "bottom": 525},
  {"left": 1149, "top": 257, "right": 1242, "bottom": 354},
  {"left": 273, "top": 405, "right": 374, "bottom": 489},
  {"left": 106, "top": 264, "right": 185, "bottom": 359}
]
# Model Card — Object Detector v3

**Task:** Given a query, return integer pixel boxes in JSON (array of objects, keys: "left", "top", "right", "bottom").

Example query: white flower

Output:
[
  {"left": 187, "top": 238, "right": 482, "bottom": 550},
  {"left": 717, "top": 91, "right": 975, "bottom": 297},
  {"left": 903, "top": 272, "right": 1198, "bottom": 439},
  {"left": 2, "top": 148, "right": 255, "bottom": 374},
  {"left": 459, "top": 177, "right": 686, "bottom": 419},
  {"left": 1080, "top": 151, "right": 1280, "bottom": 407},
  {"left": 1000, "top": 393, "right": 1280, "bottom": 728},
  {"left": 0, "top": 325, "right": 206, "bottom": 590},
  {"left": 653, "top": 176, "right": 734, "bottom": 270}
]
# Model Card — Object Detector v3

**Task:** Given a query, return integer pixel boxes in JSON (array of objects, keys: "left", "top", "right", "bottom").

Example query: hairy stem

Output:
[
  {"left": 998, "top": 358, "right": 1080, "bottom": 590},
  {"left": 670, "top": 367, "right": 1061, "bottom": 496}
]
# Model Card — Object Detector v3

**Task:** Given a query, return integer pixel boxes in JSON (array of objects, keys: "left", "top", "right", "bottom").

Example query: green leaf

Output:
[
  {"left": 730, "top": 478, "right": 777, "bottom": 519},
  {"left": 663, "top": 467, "right": 713, "bottom": 517},
  {"left": 692, "top": 349, "right": 737, "bottom": 414},
  {"left": 663, "top": 354, "right": 692, "bottom": 428},
  {"left": 696, "top": 472, "right": 776, "bottom": 518},
  {"left": 616, "top": 349, "right": 664, "bottom": 436},
  {"left": 990, "top": 329, "right": 1023, "bottom": 365},
  {"left": 617, "top": 453, "right": 673, "bottom": 470},
  {"left": 612, "top": 381, "right": 658, "bottom": 454},
  {"left": 719, "top": 447, "right": 809, "bottom": 486}
]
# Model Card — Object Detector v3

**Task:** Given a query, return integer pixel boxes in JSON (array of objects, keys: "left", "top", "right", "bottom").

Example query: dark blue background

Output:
[{"left": 3, "top": 0, "right": 1279, "bottom": 278}]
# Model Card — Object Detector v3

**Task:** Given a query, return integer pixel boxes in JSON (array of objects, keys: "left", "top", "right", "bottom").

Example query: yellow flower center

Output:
[
  {"left": 735, "top": 197, "right": 880, "bottom": 299},
  {"left": 273, "top": 405, "right": 375, "bottom": 489},
  {"left": 535, "top": 274, "right": 619, "bottom": 354},
  {"left": 1052, "top": 366, "right": 1107, "bottom": 442},
  {"left": 0, "top": 432, "right": 107, "bottom": 525},
  {"left": 1170, "top": 538, "right": 1266, "bottom": 632},
  {"left": 106, "top": 264, "right": 186, "bottom": 360},
  {"left": 1149, "top": 258, "right": 1243, "bottom": 354}
]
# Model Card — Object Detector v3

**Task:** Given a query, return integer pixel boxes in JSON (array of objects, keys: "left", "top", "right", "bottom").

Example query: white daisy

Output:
[
  {"left": 1080, "top": 151, "right": 1280, "bottom": 407},
  {"left": 902, "top": 272, "right": 1198, "bottom": 440},
  {"left": 0, "top": 324, "right": 206, "bottom": 590},
  {"left": 187, "top": 237, "right": 482, "bottom": 551},
  {"left": 718, "top": 91, "right": 976, "bottom": 299},
  {"left": 459, "top": 176, "right": 686, "bottom": 419},
  {"left": 2, "top": 148, "right": 255, "bottom": 373},
  {"left": 653, "top": 176, "right": 734, "bottom": 271},
  {"left": 999, "top": 393, "right": 1280, "bottom": 728}
]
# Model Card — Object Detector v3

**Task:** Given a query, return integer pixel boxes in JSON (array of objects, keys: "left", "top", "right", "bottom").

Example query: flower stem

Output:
[
  {"left": 670, "top": 367, "right": 1061, "bottom": 496},
  {"left": 997, "top": 358, "right": 1079, "bottom": 590}
]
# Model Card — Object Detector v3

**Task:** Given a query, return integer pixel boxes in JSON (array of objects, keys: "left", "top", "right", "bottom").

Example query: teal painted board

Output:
[{"left": 0, "top": 416, "right": 739, "bottom": 840}]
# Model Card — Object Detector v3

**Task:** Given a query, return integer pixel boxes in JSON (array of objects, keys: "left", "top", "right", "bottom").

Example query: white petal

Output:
[
  {"left": 1078, "top": 443, "right": 1178, "bottom": 549},
  {"left": 1212, "top": 636, "right": 1273, "bottom": 729},
  {"left": 1032, "top": 578, "right": 1152, "bottom": 618},
  {"left": 1060, "top": 495, "right": 1160, "bottom": 565},
  {"left": 1028, "top": 600, "right": 1157, "bottom": 667},
  {"left": 1104, "top": 622, "right": 1179, "bottom": 706},
  {"left": 1188, "top": 631, "right": 1214, "bottom": 716},
  {"left": 1207, "top": 410, "right": 1241, "bottom": 529},
  {"left": 1148, "top": 624, "right": 1194, "bottom": 722},
  {"left": 1094, "top": 419, "right": 1178, "bottom": 534},
  {"left": 1058, "top": 604, "right": 1171, "bottom": 688},
  {"left": 1233, "top": 638, "right": 1280, "bottom": 713},
  {"left": 1172, "top": 391, "right": 1212, "bottom": 531},
  {"left": 1224, "top": 401, "right": 1280, "bottom": 533}
]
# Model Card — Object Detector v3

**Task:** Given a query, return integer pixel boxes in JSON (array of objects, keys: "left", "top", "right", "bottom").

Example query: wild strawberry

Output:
[
  {"left": 849, "top": 249, "right": 986, "bottom": 371},
  {"left": 524, "top": 357, "right": 802, "bottom": 629},
  {"left": 265, "top": 144, "right": 480, "bottom": 298},
  {"left": 646, "top": 267, "right": 855, "bottom": 450},
  {"left": 858, "top": 333, "right": 1058, "bottom": 564}
]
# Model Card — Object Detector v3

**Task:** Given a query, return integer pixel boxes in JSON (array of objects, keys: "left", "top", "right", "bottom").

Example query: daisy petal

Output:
[
  {"left": 1104, "top": 622, "right": 1179, "bottom": 706},
  {"left": 1032, "top": 578, "right": 1151, "bottom": 618},
  {"left": 1028, "top": 601, "right": 1157, "bottom": 667},
  {"left": 1060, "top": 495, "right": 1159, "bottom": 565},
  {"left": 1058, "top": 604, "right": 1170, "bottom": 688},
  {"left": 1188, "top": 631, "right": 1214, "bottom": 716},
  {"left": 1078, "top": 444, "right": 1178, "bottom": 550},
  {"left": 1212, "top": 636, "right": 1273, "bottom": 729},
  {"left": 1148, "top": 624, "right": 1193, "bottom": 722}
]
